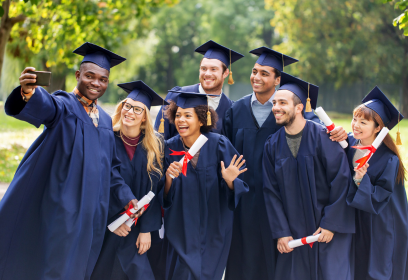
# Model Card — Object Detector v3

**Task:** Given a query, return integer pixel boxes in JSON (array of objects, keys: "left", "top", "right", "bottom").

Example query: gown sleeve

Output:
[
  {"left": 158, "top": 143, "right": 176, "bottom": 209},
  {"left": 262, "top": 137, "right": 292, "bottom": 239},
  {"left": 217, "top": 135, "right": 249, "bottom": 210},
  {"left": 347, "top": 156, "right": 400, "bottom": 215},
  {"left": 5, "top": 86, "right": 64, "bottom": 128},
  {"left": 110, "top": 144, "right": 137, "bottom": 207},
  {"left": 318, "top": 130, "right": 355, "bottom": 233}
]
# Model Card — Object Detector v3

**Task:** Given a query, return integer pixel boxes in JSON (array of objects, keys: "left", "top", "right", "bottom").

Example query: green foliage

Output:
[
  {"left": 6, "top": 0, "right": 179, "bottom": 69},
  {"left": 265, "top": 0, "right": 407, "bottom": 88},
  {"left": 120, "top": 0, "right": 280, "bottom": 93},
  {"left": 387, "top": 0, "right": 408, "bottom": 35},
  {"left": 0, "top": 144, "right": 26, "bottom": 183}
]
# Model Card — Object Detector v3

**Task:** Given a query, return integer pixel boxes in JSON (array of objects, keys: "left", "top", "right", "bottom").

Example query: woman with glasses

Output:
[{"left": 91, "top": 81, "right": 167, "bottom": 280}]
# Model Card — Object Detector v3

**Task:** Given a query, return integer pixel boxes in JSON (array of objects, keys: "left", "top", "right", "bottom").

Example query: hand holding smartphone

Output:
[{"left": 27, "top": 71, "right": 52, "bottom": 86}]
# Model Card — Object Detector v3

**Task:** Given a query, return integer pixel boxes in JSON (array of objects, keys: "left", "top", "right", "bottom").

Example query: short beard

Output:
[
  {"left": 199, "top": 76, "right": 223, "bottom": 94},
  {"left": 280, "top": 109, "right": 297, "bottom": 127}
]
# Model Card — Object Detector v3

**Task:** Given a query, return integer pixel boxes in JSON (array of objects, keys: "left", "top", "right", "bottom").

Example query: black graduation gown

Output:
[
  {"left": 153, "top": 84, "right": 233, "bottom": 139},
  {"left": 158, "top": 133, "right": 249, "bottom": 280},
  {"left": 91, "top": 134, "right": 162, "bottom": 280},
  {"left": 0, "top": 86, "right": 135, "bottom": 280},
  {"left": 346, "top": 134, "right": 408, "bottom": 280},
  {"left": 223, "top": 94, "right": 322, "bottom": 280},
  {"left": 263, "top": 120, "right": 355, "bottom": 280}
]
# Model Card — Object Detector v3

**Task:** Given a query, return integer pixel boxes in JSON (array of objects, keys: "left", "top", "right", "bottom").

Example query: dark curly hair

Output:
[{"left": 165, "top": 100, "right": 218, "bottom": 133}]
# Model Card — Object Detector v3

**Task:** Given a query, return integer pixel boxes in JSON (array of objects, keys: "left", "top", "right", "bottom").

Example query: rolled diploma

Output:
[
  {"left": 107, "top": 191, "right": 155, "bottom": 232},
  {"left": 170, "top": 134, "right": 208, "bottom": 179},
  {"left": 124, "top": 204, "right": 150, "bottom": 228},
  {"left": 315, "top": 107, "right": 348, "bottom": 149},
  {"left": 362, "top": 127, "right": 389, "bottom": 162},
  {"left": 288, "top": 234, "right": 321, "bottom": 249}
]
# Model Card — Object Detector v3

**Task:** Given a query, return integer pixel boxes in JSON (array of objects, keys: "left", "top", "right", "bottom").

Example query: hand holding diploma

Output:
[
  {"left": 354, "top": 163, "right": 369, "bottom": 179},
  {"left": 277, "top": 236, "right": 294, "bottom": 254},
  {"left": 113, "top": 223, "right": 132, "bottom": 237},
  {"left": 221, "top": 154, "right": 247, "bottom": 190},
  {"left": 314, "top": 227, "right": 334, "bottom": 243},
  {"left": 108, "top": 192, "right": 155, "bottom": 232}
]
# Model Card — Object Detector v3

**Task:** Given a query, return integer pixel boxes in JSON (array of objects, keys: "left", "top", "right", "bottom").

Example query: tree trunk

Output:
[{"left": 0, "top": 0, "right": 26, "bottom": 85}]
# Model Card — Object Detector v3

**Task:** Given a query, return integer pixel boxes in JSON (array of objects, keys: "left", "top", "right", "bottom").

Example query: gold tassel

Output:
[
  {"left": 305, "top": 83, "right": 312, "bottom": 112},
  {"left": 396, "top": 114, "right": 402, "bottom": 145},
  {"left": 158, "top": 100, "right": 165, "bottom": 134},
  {"left": 207, "top": 111, "right": 211, "bottom": 126},
  {"left": 228, "top": 49, "right": 234, "bottom": 85}
]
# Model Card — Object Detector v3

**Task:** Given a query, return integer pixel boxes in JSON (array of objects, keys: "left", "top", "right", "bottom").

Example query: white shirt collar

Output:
[
  {"left": 198, "top": 84, "right": 222, "bottom": 110},
  {"left": 251, "top": 91, "right": 275, "bottom": 105}
]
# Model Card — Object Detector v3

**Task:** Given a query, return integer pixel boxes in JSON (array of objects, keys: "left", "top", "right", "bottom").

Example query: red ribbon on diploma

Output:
[
  {"left": 132, "top": 204, "right": 150, "bottom": 226},
  {"left": 122, "top": 207, "right": 134, "bottom": 217},
  {"left": 326, "top": 123, "right": 335, "bottom": 131},
  {"left": 169, "top": 149, "right": 193, "bottom": 176},
  {"left": 351, "top": 145, "right": 377, "bottom": 169},
  {"left": 301, "top": 237, "right": 314, "bottom": 248}
]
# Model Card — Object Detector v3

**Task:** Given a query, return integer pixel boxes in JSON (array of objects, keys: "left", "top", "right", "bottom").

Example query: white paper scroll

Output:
[
  {"left": 159, "top": 217, "right": 165, "bottom": 239},
  {"left": 288, "top": 234, "right": 321, "bottom": 249},
  {"left": 170, "top": 134, "right": 208, "bottom": 179},
  {"left": 372, "top": 127, "right": 389, "bottom": 149},
  {"left": 107, "top": 191, "right": 155, "bottom": 232},
  {"left": 315, "top": 107, "right": 348, "bottom": 149}
]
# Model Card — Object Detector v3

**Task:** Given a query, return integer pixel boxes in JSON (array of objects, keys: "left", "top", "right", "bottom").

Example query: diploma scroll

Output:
[
  {"left": 288, "top": 233, "right": 321, "bottom": 249},
  {"left": 124, "top": 204, "right": 150, "bottom": 228},
  {"left": 170, "top": 134, "right": 208, "bottom": 178},
  {"left": 352, "top": 127, "right": 389, "bottom": 169},
  {"left": 108, "top": 191, "right": 155, "bottom": 232},
  {"left": 315, "top": 107, "right": 348, "bottom": 149}
]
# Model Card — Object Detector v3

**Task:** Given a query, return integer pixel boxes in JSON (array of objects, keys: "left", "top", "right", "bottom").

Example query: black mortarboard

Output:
[
  {"left": 249, "top": 47, "right": 298, "bottom": 72},
  {"left": 117, "top": 81, "right": 168, "bottom": 110},
  {"left": 73, "top": 42, "right": 126, "bottom": 71}
]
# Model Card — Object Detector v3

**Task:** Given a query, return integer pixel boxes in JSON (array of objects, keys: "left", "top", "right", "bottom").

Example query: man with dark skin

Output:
[{"left": 0, "top": 43, "right": 140, "bottom": 280}]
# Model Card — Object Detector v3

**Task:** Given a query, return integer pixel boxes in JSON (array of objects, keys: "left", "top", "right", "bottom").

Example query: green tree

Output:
[
  {"left": 0, "top": 0, "right": 178, "bottom": 93},
  {"left": 265, "top": 0, "right": 408, "bottom": 115},
  {"left": 385, "top": 0, "right": 408, "bottom": 36}
]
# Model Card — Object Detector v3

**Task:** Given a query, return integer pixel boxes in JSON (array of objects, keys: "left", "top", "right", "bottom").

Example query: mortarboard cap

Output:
[
  {"left": 73, "top": 42, "right": 126, "bottom": 71},
  {"left": 249, "top": 47, "right": 298, "bottom": 72},
  {"left": 362, "top": 86, "right": 404, "bottom": 130},
  {"left": 170, "top": 91, "right": 218, "bottom": 109},
  {"left": 117, "top": 81, "right": 168, "bottom": 110},
  {"left": 195, "top": 40, "right": 244, "bottom": 66},
  {"left": 278, "top": 72, "right": 319, "bottom": 111}
]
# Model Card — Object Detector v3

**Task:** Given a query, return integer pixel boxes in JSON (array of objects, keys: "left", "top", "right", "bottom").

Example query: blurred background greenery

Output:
[{"left": 0, "top": 0, "right": 407, "bottom": 190}]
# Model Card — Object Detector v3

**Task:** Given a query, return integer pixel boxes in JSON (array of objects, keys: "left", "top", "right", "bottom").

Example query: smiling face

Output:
[
  {"left": 174, "top": 107, "right": 203, "bottom": 138},
  {"left": 75, "top": 62, "right": 109, "bottom": 100},
  {"left": 250, "top": 63, "right": 280, "bottom": 95},
  {"left": 272, "top": 90, "right": 302, "bottom": 126},
  {"left": 351, "top": 110, "right": 381, "bottom": 141},
  {"left": 121, "top": 99, "right": 146, "bottom": 130},
  {"left": 199, "top": 58, "right": 229, "bottom": 93}
]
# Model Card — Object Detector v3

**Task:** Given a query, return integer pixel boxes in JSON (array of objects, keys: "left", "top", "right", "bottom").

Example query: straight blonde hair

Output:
[{"left": 112, "top": 99, "right": 164, "bottom": 178}]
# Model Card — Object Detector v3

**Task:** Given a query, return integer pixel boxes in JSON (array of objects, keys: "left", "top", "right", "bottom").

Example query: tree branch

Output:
[{"left": 9, "top": 14, "right": 27, "bottom": 25}]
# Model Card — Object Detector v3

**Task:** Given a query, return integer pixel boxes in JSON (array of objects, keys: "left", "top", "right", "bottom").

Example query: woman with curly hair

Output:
[
  {"left": 159, "top": 92, "right": 249, "bottom": 280},
  {"left": 346, "top": 86, "right": 408, "bottom": 280},
  {"left": 91, "top": 81, "right": 167, "bottom": 280}
]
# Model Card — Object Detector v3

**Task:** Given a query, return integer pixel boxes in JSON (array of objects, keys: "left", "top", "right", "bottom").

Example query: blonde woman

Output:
[{"left": 91, "top": 81, "right": 168, "bottom": 280}]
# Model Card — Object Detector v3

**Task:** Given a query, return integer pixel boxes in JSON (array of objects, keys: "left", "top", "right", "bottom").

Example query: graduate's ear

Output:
[
  {"left": 274, "top": 76, "right": 281, "bottom": 86},
  {"left": 222, "top": 68, "right": 230, "bottom": 80},
  {"left": 75, "top": 70, "right": 80, "bottom": 81},
  {"left": 374, "top": 124, "right": 382, "bottom": 134}
]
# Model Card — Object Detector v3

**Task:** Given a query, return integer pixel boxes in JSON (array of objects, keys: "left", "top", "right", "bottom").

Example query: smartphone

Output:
[{"left": 27, "top": 71, "right": 52, "bottom": 86}]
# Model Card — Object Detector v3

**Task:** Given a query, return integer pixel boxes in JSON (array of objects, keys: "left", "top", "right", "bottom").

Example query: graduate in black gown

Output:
[
  {"left": 158, "top": 92, "right": 249, "bottom": 280},
  {"left": 0, "top": 43, "right": 138, "bottom": 280},
  {"left": 154, "top": 40, "right": 244, "bottom": 138},
  {"left": 262, "top": 73, "right": 355, "bottom": 280},
  {"left": 91, "top": 81, "right": 168, "bottom": 280},
  {"left": 346, "top": 86, "right": 408, "bottom": 280},
  {"left": 224, "top": 47, "right": 347, "bottom": 280}
]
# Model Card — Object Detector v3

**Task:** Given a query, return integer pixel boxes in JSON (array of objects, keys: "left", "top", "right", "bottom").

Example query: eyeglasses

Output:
[{"left": 122, "top": 102, "right": 144, "bottom": 115}]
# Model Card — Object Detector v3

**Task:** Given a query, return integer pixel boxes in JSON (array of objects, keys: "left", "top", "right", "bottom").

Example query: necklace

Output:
[{"left": 120, "top": 131, "right": 143, "bottom": 147}]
